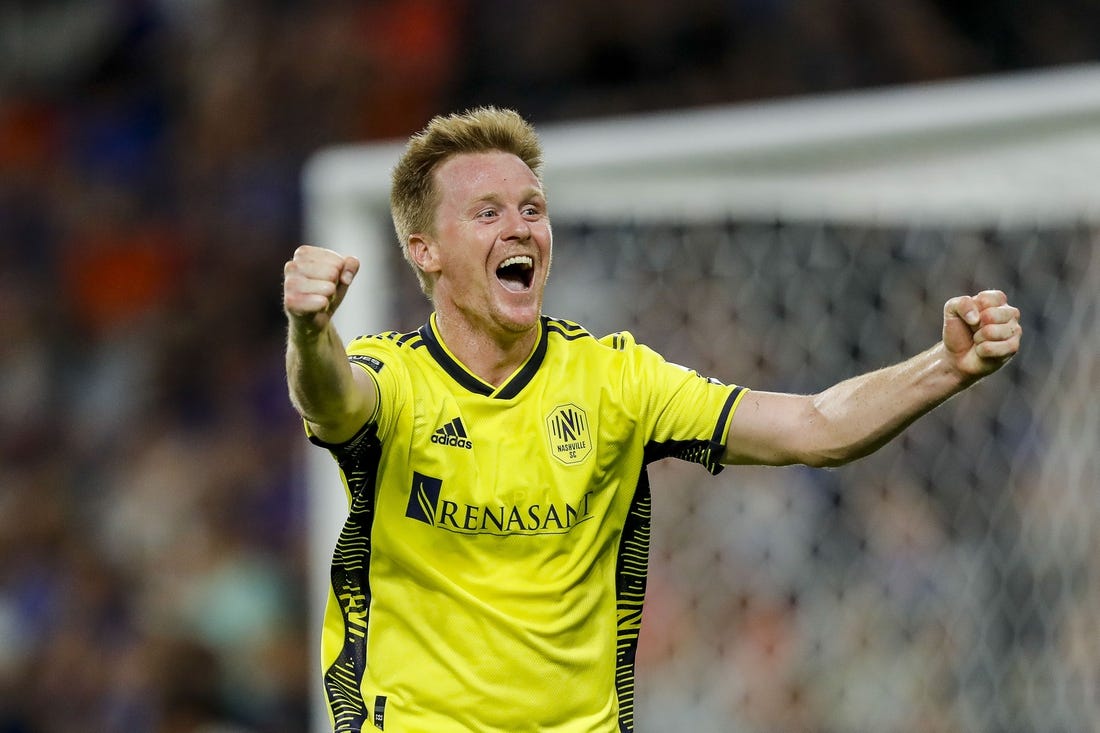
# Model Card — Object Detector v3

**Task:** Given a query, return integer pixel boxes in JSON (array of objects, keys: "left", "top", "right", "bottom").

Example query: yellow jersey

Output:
[{"left": 310, "top": 314, "right": 747, "bottom": 732}]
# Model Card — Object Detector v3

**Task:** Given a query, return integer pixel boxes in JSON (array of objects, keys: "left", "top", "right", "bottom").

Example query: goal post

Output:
[{"left": 301, "top": 64, "right": 1100, "bottom": 733}]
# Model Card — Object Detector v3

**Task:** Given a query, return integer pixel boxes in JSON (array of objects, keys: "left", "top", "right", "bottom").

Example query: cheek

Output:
[{"left": 536, "top": 222, "right": 552, "bottom": 249}]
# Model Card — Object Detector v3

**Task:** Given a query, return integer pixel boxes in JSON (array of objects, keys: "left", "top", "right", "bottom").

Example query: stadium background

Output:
[{"left": 1, "top": 2, "right": 1098, "bottom": 732}]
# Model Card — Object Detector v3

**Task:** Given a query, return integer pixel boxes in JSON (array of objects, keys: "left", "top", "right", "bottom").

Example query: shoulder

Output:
[
  {"left": 345, "top": 328, "right": 431, "bottom": 396},
  {"left": 542, "top": 318, "right": 642, "bottom": 373},
  {"left": 543, "top": 316, "right": 597, "bottom": 343},
  {"left": 349, "top": 328, "right": 426, "bottom": 352},
  {"left": 542, "top": 319, "right": 671, "bottom": 388},
  {"left": 598, "top": 329, "right": 641, "bottom": 352},
  {"left": 348, "top": 328, "right": 427, "bottom": 362},
  {"left": 542, "top": 316, "right": 643, "bottom": 353}
]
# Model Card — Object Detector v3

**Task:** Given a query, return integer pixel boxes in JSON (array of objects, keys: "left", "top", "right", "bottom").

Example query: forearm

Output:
[
  {"left": 725, "top": 291, "right": 1019, "bottom": 468},
  {"left": 805, "top": 342, "right": 972, "bottom": 466},
  {"left": 286, "top": 320, "right": 371, "bottom": 438}
]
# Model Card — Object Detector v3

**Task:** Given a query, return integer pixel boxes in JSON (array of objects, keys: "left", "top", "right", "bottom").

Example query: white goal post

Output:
[{"left": 301, "top": 64, "right": 1100, "bottom": 733}]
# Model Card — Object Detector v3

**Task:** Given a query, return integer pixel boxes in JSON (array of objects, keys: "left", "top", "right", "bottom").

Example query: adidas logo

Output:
[{"left": 430, "top": 417, "right": 472, "bottom": 449}]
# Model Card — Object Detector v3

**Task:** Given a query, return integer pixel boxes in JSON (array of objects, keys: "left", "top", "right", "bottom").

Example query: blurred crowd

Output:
[{"left": 1, "top": 1, "right": 1097, "bottom": 731}]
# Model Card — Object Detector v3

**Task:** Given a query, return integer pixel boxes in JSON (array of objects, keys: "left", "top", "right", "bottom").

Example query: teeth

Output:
[{"left": 498, "top": 255, "right": 533, "bottom": 270}]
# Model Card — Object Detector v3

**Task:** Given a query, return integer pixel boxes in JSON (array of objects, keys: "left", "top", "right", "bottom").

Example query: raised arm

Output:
[
  {"left": 723, "top": 290, "right": 1022, "bottom": 467},
  {"left": 283, "top": 245, "right": 376, "bottom": 444}
]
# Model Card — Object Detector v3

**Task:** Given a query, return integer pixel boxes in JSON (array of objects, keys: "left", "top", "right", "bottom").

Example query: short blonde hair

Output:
[{"left": 390, "top": 107, "right": 544, "bottom": 296}]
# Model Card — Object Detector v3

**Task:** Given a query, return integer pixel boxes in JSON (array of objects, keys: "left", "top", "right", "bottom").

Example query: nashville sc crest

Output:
[{"left": 545, "top": 403, "right": 592, "bottom": 465}]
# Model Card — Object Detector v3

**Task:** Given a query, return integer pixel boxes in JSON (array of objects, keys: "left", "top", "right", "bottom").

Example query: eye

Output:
[
  {"left": 477, "top": 207, "right": 498, "bottom": 219},
  {"left": 522, "top": 204, "right": 542, "bottom": 217}
]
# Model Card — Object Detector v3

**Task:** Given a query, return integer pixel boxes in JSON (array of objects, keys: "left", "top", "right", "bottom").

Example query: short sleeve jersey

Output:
[{"left": 311, "top": 314, "right": 747, "bottom": 733}]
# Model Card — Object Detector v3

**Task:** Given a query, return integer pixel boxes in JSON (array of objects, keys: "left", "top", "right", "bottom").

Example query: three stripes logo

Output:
[{"left": 430, "top": 417, "right": 473, "bottom": 449}]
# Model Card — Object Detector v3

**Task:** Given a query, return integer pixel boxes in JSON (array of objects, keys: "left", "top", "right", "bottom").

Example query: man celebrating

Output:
[{"left": 283, "top": 107, "right": 1021, "bottom": 732}]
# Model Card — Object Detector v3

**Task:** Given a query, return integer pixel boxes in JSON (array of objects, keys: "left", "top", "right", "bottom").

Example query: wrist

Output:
[
  {"left": 932, "top": 341, "right": 981, "bottom": 390},
  {"left": 287, "top": 312, "right": 328, "bottom": 342}
]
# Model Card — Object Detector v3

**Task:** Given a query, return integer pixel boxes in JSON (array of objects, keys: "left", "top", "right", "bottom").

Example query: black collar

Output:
[{"left": 418, "top": 315, "right": 549, "bottom": 399}]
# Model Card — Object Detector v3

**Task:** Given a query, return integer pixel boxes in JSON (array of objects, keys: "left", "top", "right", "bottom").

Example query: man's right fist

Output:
[{"left": 283, "top": 245, "right": 360, "bottom": 332}]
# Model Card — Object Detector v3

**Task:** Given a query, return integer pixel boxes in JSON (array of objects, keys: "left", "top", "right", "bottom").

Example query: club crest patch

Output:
[{"left": 546, "top": 404, "right": 592, "bottom": 465}]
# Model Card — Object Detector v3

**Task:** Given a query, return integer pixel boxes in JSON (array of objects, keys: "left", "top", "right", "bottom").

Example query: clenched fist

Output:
[
  {"left": 942, "top": 289, "right": 1022, "bottom": 380},
  {"left": 283, "top": 245, "right": 360, "bottom": 334}
]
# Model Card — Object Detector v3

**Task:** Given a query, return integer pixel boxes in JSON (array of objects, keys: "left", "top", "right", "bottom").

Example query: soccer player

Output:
[{"left": 283, "top": 107, "right": 1021, "bottom": 732}]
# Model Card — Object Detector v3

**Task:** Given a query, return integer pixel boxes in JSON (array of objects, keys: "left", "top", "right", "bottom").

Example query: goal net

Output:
[{"left": 302, "top": 64, "right": 1100, "bottom": 733}]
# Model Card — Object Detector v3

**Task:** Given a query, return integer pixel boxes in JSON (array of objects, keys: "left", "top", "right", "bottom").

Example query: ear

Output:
[{"left": 407, "top": 234, "right": 441, "bottom": 274}]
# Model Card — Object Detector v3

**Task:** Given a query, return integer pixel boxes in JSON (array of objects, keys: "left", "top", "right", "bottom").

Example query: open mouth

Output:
[{"left": 496, "top": 255, "right": 535, "bottom": 292}]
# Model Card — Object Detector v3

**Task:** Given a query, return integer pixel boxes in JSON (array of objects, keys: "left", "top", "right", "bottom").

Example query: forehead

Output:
[{"left": 433, "top": 151, "right": 542, "bottom": 202}]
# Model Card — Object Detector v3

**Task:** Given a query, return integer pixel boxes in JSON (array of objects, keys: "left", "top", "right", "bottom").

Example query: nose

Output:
[{"left": 502, "top": 208, "right": 531, "bottom": 241}]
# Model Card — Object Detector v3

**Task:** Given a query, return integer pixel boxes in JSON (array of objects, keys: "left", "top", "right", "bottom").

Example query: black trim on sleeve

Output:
[
  {"left": 308, "top": 416, "right": 376, "bottom": 450},
  {"left": 711, "top": 386, "right": 744, "bottom": 446},
  {"left": 641, "top": 386, "right": 744, "bottom": 475}
]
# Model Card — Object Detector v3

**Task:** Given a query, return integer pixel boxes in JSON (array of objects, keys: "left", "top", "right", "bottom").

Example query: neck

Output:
[{"left": 432, "top": 310, "right": 540, "bottom": 388}]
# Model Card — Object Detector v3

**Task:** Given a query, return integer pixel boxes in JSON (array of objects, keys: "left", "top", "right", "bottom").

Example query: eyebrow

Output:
[{"left": 466, "top": 188, "right": 546, "bottom": 210}]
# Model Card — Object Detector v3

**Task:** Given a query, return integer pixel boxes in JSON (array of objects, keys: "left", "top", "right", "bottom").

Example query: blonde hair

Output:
[{"left": 390, "top": 107, "right": 544, "bottom": 296}]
